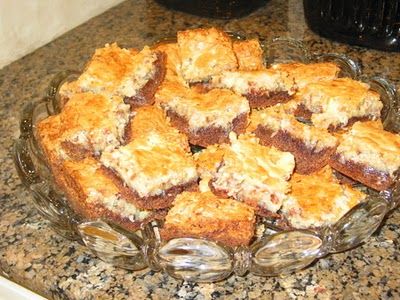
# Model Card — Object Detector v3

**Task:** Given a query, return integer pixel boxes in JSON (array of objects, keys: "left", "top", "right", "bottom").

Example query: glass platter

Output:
[{"left": 13, "top": 37, "right": 400, "bottom": 282}]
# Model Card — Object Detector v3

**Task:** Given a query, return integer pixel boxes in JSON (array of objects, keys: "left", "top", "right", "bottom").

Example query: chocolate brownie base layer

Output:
[
  {"left": 294, "top": 104, "right": 374, "bottom": 131},
  {"left": 329, "top": 153, "right": 393, "bottom": 191},
  {"left": 254, "top": 125, "right": 335, "bottom": 174},
  {"left": 160, "top": 221, "right": 254, "bottom": 247},
  {"left": 124, "top": 51, "right": 166, "bottom": 109},
  {"left": 166, "top": 110, "right": 248, "bottom": 147},
  {"left": 122, "top": 116, "right": 133, "bottom": 145},
  {"left": 101, "top": 166, "right": 199, "bottom": 210},
  {"left": 245, "top": 91, "right": 291, "bottom": 109},
  {"left": 333, "top": 170, "right": 361, "bottom": 186}
]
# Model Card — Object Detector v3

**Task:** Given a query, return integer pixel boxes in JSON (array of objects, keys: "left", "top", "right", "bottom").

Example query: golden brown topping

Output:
[
  {"left": 211, "top": 68, "right": 289, "bottom": 96},
  {"left": 212, "top": 133, "right": 295, "bottom": 213},
  {"left": 100, "top": 131, "right": 198, "bottom": 198},
  {"left": 156, "top": 81, "right": 249, "bottom": 129},
  {"left": 272, "top": 62, "right": 339, "bottom": 89},
  {"left": 128, "top": 105, "right": 189, "bottom": 150},
  {"left": 167, "top": 191, "right": 255, "bottom": 223},
  {"left": 36, "top": 114, "right": 64, "bottom": 158},
  {"left": 60, "top": 92, "right": 130, "bottom": 154},
  {"left": 298, "top": 77, "right": 382, "bottom": 129},
  {"left": 39, "top": 28, "right": 395, "bottom": 236},
  {"left": 162, "top": 191, "right": 256, "bottom": 246},
  {"left": 63, "top": 157, "right": 150, "bottom": 220},
  {"left": 64, "top": 157, "right": 119, "bottom": 197},
  {"left": 177, "top": 27, "right": 238, "bottom": 82},
  {"left": 194, "top": 144, "right": 227, "bottom": 178},
  {"left": 282, "top": 166, "right": 365, "bottom": 228},
  {"left": 37, "top": 92, "right": 130, "bottom": 159},
  {"left": 153, "top": 42, "right": 186, "bottom": 85},
  {"left": 77, "top": 44, "right": 158, "bottom": 97}
]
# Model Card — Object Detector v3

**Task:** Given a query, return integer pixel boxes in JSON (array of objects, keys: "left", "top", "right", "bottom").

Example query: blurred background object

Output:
[
  {"left": 155, "top": 0, "right": 269, "bottom": 19},
  {"left": 303, "top": 0, "right": 400, "bottom": 52}
]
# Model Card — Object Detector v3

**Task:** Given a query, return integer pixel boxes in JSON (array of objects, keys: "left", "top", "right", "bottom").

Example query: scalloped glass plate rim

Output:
[{"left": 12, "top": 36, "right": 400, "bottom": 281}]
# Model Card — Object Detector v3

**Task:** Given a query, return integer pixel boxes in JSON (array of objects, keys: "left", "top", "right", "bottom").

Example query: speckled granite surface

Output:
[{"left": 1, "top": 0, "right": 399, "bottom": 299}]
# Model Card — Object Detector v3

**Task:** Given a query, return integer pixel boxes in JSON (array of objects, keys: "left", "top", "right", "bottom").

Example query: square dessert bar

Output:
[
  {"left": 281, "top": 166, "right": 365, "bottom": 229},
  {"left": 177, "top": 27, "right": 238, "bottom": 83},
  {"left": 100, "top": 130, "right": 198, "bottom": 210},
  {"left": 211, "top": 133, "right": 295, "bottom": 216},
  {"left": 156, "top": 81, "right": 250, "bottom": 147},
  {"left": 61, "top": 157, "right": 155, "bottom": 231},
  {"left": 272, "top": 62, "right": 339, "bottom": 90},
  {"left": 126, "top": 105, "right": 189, "bottom": 150},
  {"left": 69, "top": 43, "right": 166, "bottom": 108},
  {"left": 329, "top": 121, "right": 400, "bottom": 191},
  {"left": 160, "top": 191, "right": 256, "bottom": 247},
  {"left": 249, "top": 105, "right": 338, "bottom": 174},
  {"left": 36, "top": 92, "right": 130, "bottom": 161},
  {"left": 232, "top": 39, "right": 264, "bottom": 71},
  {"left": 211, "top": 69, "right": 293, "bottom": 108},
  {"left": 295, "top": 77, "right": 383, "bottom": 130}
]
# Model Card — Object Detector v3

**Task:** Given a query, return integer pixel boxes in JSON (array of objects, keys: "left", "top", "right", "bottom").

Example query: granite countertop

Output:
[{"left": 1, "top": 0, "right": 399, "bottom": 299}]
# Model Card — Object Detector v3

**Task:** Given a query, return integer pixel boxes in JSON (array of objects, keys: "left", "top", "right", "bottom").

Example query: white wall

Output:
[{"left": 0, "top": 0, "right": 125, "bottom": 69}]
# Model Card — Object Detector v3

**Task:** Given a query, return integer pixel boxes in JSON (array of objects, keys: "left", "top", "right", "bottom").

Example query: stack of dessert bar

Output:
[{"left": 36, "top": 27, "right": 400, "bottom": 247}]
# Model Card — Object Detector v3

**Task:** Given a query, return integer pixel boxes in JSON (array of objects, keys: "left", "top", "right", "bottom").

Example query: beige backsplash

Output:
[{"left": 0, "top": 0, "right": 124, "bottom": 69}]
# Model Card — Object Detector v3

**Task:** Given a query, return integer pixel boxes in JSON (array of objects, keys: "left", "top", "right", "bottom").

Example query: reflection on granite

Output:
[{"left": 0, "top": 0, "right": 399, "bottom": 299}]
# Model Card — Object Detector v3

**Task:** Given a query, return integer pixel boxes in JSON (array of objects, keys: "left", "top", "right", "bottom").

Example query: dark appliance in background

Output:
[
  {"left": 303, "top": 0, "right": 400, "bottom": 52},
  {"left": 155, "top": 0, "right": 268, "bottom": 19}
]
